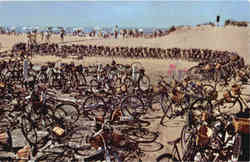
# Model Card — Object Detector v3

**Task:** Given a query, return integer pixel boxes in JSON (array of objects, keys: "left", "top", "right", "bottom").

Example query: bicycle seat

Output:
[{"left": 167, "top": 138, "right": 181, "bottom": 145}]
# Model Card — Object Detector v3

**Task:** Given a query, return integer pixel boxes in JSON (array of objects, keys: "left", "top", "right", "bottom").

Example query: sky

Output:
[{"left": 0, "top": 0, "right": 248, "bottom": 1}]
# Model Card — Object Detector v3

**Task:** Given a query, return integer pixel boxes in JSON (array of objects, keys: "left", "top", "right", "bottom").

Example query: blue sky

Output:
[{"left": 0, "top": 0, "right": 248, "bottom": 1}]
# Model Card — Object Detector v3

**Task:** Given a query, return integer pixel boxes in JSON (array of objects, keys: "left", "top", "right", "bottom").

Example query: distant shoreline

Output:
[{"left": 0, "top": 19, "right": 248, "bottom": 35}]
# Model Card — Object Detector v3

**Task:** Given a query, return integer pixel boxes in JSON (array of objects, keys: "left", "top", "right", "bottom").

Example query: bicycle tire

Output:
[
  {"left": 160, "top": 93, "right": 173, "bottom": 119},
  {"left": 120, "top": 95, "right": 145, "bottom": 119},
  {"left": 122, "top": 127, "right": 158, "bottom": 143},
  {"left": 81, "top": 95, "right": 106, "bottom": 120},
  {"left": 89, "top": 79, "right": 100, "bottom": 93},
  {"left": 138, "top": 75, "right": 150, "bottom": 91},
  {"left": 190, "top": 97, "right": 213, "bottom": 113},
  {"left": 55, "top": 101, "right": 80, "bottom": 124},
  {"left": 180, "top": 125, "right": 195, "bottom": 155},
  {"left": 20, "top": 116, "right": 49, "bottom": 149},
  {"left": 65, "top": 127, "right": 92, "bottom": 149},
  {"left": 77, "top": 72, "right": 87, "bottom": 88},
  {"left": 38, "top": 72, "right": 48, "bottom": 84},
  {"left": 156, "top": 153, "right": 178, "bottom": 162}
]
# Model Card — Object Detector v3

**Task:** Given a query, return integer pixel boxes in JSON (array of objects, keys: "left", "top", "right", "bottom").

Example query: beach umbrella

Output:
[
  {"left": 94, "top": 26, "right": 101, "bottom": 31},
  {"left": 57, "top": 27, "right": 64, "bottom": 32},
  {"left": 77, "top": 27, "right": 83, "bottom": 32},
  {"left": 40, "top": 26, "right": 47, "bottom": 32},
  {"left": 10, "top": 26, "right": 16, "bottom": 30},
  {"left": 139, "top": 28, "right": 143, "bottom": 32},
  {"left": 23, "top": 26, "right": 32, "bottom": 33}
]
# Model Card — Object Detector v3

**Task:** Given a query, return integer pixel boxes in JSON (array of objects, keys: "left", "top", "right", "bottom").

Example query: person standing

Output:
[
  {"left": 23, "top": 56, "right": 29, "bottom": 89},
  {"left": 60, "top": 29, "right": 65, "bottom": 42},
  {"left": 45, "top": 31, "right": 50, "bottom": 43},
  {"left": 114, "top": 25, "right": 119, "bottom": 39},
  {"left": 41, "top": 31, "right": 44, "bottom": 41}
]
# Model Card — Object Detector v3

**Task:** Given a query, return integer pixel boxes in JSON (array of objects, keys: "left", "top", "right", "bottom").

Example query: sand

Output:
[{"left": 0, "top": 25, "right": 249, "bottom": 161}]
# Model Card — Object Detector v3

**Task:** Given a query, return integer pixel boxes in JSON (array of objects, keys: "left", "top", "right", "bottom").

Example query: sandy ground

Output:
[{"left": 0, "top": 25, "right": 249, "bottom": 161}]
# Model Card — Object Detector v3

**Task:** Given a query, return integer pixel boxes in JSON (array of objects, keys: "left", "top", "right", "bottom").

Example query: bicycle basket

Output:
[
  {"left": 231, "top": 84, "right": 241, "bottom": 96},
  {"left": 223, "top": 91, "right": 233, "bottom": 102},
  {"left": 215, "top": 63, "right": 221, "bottom": 70},
  {"left": 0, "top": 132, "right": 9, "bottom": 145},
  {"left": 41, "top": 65, "right": 48, "bottom": 71},
  {"left": 52, "top": 126, "right": 65, "bottom": 136},
  {"left": 204, "top": 64, "right": 212, "bottom": 71},
  {"left": 17, "top": 145, "right": 31, "bottom": 160},
  {"left": 233, "top": 117, "right": 250, "bottom": 134},
  {"left": 231, "top": 55, "right": 239, "bottom": 61},
  {"left": 0, "top": 82, "right": 5, "bottom": 88},
  {"left": 196, "top": 125, "right": 213, "bottom": 147}
]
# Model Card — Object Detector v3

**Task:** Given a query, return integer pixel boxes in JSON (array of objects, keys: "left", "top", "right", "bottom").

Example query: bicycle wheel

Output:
[
  {"left": 66, "top": 127, "right": 92, "bottom": 149},
  {"left": 190, "top": 98, "right": 213, "bottom": 113},
  {"left": 55, "top": 101, "right": 80, "bottom": 124},
  {"left": 131, "top": 62, "right": 143, "bottom": 69},
  {"left": 38, "top": 72, "right": 48, "bottom": 84},
  {"left": 36, "top": 152, "right": 65, "bottom": 161},
  {"left": 122, "top": 127, "right": 158, "bottom": 143},
  {"left": 181, "top": 125, "right": 195, "bottom": 154},
  {"left": 37, "top": 149, "right": 74, "bottom": 162},
  {"left": 231, "top": 133, "right": 241, "bottom": 161},
  {"left": 156, "top": 153, "right": 178, "bottom": 162},
  {"left": 81, "top": 95, "right": 106, "bottom": 120},
  {"left": 123, "top": 77, "right": 134, "bottom": 92},
  {"left": 20, "top": 116, "right": 48, "bottom": 149},
  {"left": 160, "top": 93, "right": 173, "bottom": 119},
  {"left": 138, "top": 75, "right": 150, "bottom": 91},
  {"left": 121, "top": 95, "right": 145, "bottom": 119},
  {"left": 90, "top": 79, "right": 100, "bottom": 93},
  {"left": 77, "top": 72, "right": 87, "bottom": 88},
  {"left": 221, "top": 97, "right": 243, "bottom": 113},
  {"left": 187, "top": 149, "right": 212, "bottom": 162}
]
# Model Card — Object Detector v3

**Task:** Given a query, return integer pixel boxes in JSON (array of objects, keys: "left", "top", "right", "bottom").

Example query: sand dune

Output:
[{"left": 0, "top": 26, "right": 248, "bottom": 61}]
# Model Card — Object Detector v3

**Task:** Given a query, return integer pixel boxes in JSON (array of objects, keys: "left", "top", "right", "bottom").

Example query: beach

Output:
[
  {"left": 0, "top": 0, "right": 250, "bottom": 160},
  {"left": 0, "top": 25, "right": 249, "bottom": 161},
  {"left": 0, "top": 25, "right": 249, "bottom": 79}
]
